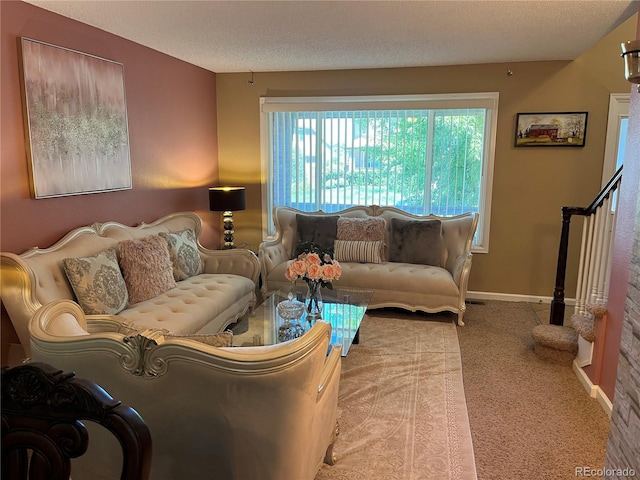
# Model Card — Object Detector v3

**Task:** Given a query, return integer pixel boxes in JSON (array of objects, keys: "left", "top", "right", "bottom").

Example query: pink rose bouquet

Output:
[
  {"left": 285, "top": 248, "right": 342, "bottom": 289},
  {"left": 285, "top": 243, "right": 341, "bottom": 315}
]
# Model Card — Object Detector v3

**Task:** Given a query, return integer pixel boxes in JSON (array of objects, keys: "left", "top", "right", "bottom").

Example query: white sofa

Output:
[
  {"left": 260, "top": 206, "right": 479, "bottom": 326},
  {"left": 29, "top": 299, "right": 341, "bottom": 480},
  {"left": 1, "top": 211, "right": 260, "bottom": 350}
]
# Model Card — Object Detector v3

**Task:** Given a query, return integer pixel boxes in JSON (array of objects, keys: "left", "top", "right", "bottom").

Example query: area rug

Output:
[{"left": 316, "top": 314, "right": 477, "bottom": 480}]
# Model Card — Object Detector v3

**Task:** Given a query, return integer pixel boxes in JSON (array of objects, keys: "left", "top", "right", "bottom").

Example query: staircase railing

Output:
[{"left": 550, "top": 165, "right": 623, "bottom": 325}]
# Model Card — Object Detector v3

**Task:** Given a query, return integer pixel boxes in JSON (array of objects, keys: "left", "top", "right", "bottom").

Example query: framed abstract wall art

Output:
[
  {"left": 19, "top": 38, "right": 132, "bottom": 199},
  {"left": 514, "top": 112, "right": 588, "bottom": 147}
]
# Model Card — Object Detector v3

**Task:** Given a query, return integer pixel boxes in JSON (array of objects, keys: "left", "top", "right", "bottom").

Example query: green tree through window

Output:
[{"left": 262, "top": 94, "right": 497, "bottom": 250}]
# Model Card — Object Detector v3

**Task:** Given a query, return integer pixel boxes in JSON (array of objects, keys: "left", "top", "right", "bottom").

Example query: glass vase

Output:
[{"left": 305, "top": 281, "right": 323, "bottom": 319}]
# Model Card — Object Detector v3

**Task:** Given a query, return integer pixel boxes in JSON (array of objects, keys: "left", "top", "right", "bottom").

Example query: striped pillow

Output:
[{"left": 334, "top": 240, "right": 383, "bottom": 264}]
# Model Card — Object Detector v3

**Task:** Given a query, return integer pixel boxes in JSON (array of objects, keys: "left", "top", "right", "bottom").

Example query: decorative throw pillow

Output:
[
  {"left": 164, "top": 330, "right": 233, "bottom": 347},
  {"left": 159, "top": 229, "right": 203, "bottom": 281},
  {"left": 337, "top": 217, "right": 386, "bottom": 241},
  {"left": 118, "top": 235, "right": 177, "bottom": 305},
  {"left": 63, "top": 248, "right": 129, "bottom": 315},
  {"left": 334, "top": 240, "right": 383, "bottom": 264},
  {"left": 115, "top": 321, "right": 140, "bottom": 336},
  {"left": 294, "top": 214, "right": 339, "bottom": 257},
  {"left": 388, "top": 218, "right": 443, "bottom": 266}
]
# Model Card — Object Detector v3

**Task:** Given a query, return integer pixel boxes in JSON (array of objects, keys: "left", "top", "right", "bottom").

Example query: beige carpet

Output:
[
  {"left": 316, "top": 314, "right": 477, "bottom": 480},
  {"left": 456, "top": 301, "right": 611, "bottom": 480}
]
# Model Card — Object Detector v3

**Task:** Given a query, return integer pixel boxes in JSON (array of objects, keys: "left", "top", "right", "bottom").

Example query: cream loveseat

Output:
[
  {"left": 260, "top": 206, "right": 479, "bottom": 326},
  {"left": 1, "top": 211, "right": 260, "bottom": 350},
  {"left": 28, "top": 299, "right": 341, "bottom": 480}
]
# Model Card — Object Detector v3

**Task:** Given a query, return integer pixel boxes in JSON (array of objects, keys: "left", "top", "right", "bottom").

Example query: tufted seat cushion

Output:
[
  {"left": 117, "top": 273, "right": 256, "bottom": 334},
  {"left": 269, "top": 261, "right": 460, "bottom": 311}
]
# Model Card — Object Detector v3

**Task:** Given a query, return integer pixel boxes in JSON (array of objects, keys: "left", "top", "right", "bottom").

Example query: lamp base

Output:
[{"left": 222, "top": 211, "right": 235, "bottom": 249}]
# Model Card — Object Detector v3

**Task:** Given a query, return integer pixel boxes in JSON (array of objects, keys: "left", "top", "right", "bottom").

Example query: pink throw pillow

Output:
[{"left": 118, "top": 235, "right": 177, "bottom": 304}]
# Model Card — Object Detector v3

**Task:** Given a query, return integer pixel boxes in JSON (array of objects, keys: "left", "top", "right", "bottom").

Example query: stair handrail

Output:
[{"left": 549, "top": 165, "right": 623, "bottom": 325}]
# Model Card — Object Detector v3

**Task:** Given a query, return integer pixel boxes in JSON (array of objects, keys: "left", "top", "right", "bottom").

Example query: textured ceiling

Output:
[{"left": 23, "top": 0, "right": 639, "bottom": 73}]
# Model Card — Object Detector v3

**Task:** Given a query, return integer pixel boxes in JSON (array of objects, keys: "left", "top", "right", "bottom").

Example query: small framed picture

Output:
[{"left": 514, "top": 112, "right": 588, "bottom": 147}]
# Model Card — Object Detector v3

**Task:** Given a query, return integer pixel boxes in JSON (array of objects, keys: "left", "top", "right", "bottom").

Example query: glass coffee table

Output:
[{"left": 231, "top": 286, "right": 373, "bottom": 356}]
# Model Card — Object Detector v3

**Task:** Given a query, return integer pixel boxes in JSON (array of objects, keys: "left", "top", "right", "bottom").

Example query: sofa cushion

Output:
[
  {"left": 118, "top": 235, "right": 177, "bottom": 304},
  {"left": 294, "top": 214, "right": 339, "bottom": 257},
  {"left": 117, "top": 273, "right": 255, "bottom": 334},
  {"left": 63, "top": 247, "right": 129, "bottom": 315},
  {"left": 337, "top": 217, "right": 386, "bottom": 241},
  {"left": 389, "top": 218, "right": 442, "bottom": 266},
  {"left": 159, "top": 229, "right": 203, "bottom": 281},
  {"left": 334, "top": 240, "right": 383, "bottom": 264},
  {"left": 265, "top": 260, "right": 459, "bottom": 308}
]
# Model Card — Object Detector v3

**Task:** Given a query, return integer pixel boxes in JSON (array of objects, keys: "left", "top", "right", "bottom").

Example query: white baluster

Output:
[
  {"left": 582, "top": 214, "right": 596, "bottom": 315},
  {"left": 575, "top": 216, "right": 589, "bottom": 315}
]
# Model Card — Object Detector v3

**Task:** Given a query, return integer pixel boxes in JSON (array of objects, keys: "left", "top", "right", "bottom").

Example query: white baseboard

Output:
[
  {"left": 576, "top": 335, "right": 594, "bottom": 368},
  {"left": 596, "top": 387, "right": 613, "bottom": 417},
  {"left": 467, "top": 290, "right": 576, "bottom": 306},
  {"left": 572, "top": 360, "right": 613, "bottom": 417}
]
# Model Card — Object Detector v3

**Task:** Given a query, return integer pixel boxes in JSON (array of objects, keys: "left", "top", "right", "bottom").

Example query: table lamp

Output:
[{"left": 209, "top": 186, "right": 246, "bottom": 248}]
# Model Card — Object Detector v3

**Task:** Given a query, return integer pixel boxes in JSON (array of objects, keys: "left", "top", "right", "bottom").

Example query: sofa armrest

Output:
[
  {"left": 1, "top": 253, "right": 45, "bottom": 348},
  {"left": 317, "top": 344, "right": 342, "bottom": 402},
  {"left": 200, "top": 247, "right": 260, "bottom": 285},
  {"left": 450, "top": 252, "right": 473, "bottom": 286},
  {"left": 258, "top": 240, "right": 290, "bottom": 293},
  {"left": 29, "top": 300, "right": 135, "bottom": 340}
]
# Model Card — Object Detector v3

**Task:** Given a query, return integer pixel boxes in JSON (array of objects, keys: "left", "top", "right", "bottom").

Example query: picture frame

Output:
[
  {"left": 19, "top": 37, "right": 132, "bottom": 199},
  {"left": 514, "top": 112, "right": 588, "bottom": 147}
]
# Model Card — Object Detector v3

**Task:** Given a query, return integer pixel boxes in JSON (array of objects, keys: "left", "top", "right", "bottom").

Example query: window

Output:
[{"left": 260, "top": 94, "right": 498, "bottom": 251}]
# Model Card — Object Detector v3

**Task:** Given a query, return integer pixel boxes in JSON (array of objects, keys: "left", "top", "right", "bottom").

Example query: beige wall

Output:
[{"left": 217, "top": 14, "right": 637, "bottom": 298}]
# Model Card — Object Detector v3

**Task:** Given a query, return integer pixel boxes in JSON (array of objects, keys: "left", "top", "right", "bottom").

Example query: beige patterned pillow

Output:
[
  {"left": 63, "top": 248, "right": 129, "bottom": 315},
  {"left": 334, "top": 240, "right": 383, "bottom": 264},
  {"left": 159, "top": 229, "right": 203, "bottom": 281},
  {"left": 118, "top": 235, "right": 177, "bottom": 304},
  {"left": 164, "top": 330, "right": 233, "bottom": 347}
]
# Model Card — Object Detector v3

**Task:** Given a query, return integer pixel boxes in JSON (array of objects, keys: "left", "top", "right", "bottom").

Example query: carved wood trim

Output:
[{"left": 1, "top": 362, "right": 152, "bottom": 479}]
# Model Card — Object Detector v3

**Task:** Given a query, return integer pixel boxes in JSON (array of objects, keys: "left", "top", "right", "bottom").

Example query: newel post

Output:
[{"left": 550, "top": 207, "right": 574, "bottom": 325}]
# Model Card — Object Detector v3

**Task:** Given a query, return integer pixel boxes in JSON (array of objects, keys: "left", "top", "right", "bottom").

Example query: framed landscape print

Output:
[
  {"left": 514, "top": 112, "right": 588, "bottom": 147},
  {"left": 19, "top": 38, "right": 132, "bottom": 199}
]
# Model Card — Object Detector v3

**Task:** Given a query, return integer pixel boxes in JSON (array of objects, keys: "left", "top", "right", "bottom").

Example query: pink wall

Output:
[
  {"left": 585, "top": 9, "right": 640, "bottom": 401},
  {"left": 1, "top": 1, "right": 220, "bottom": 347}
]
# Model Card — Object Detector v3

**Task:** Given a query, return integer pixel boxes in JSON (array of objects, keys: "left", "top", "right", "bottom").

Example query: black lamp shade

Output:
[{"left": 209, "top": 187, "right": 246, "bottom": 212}]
